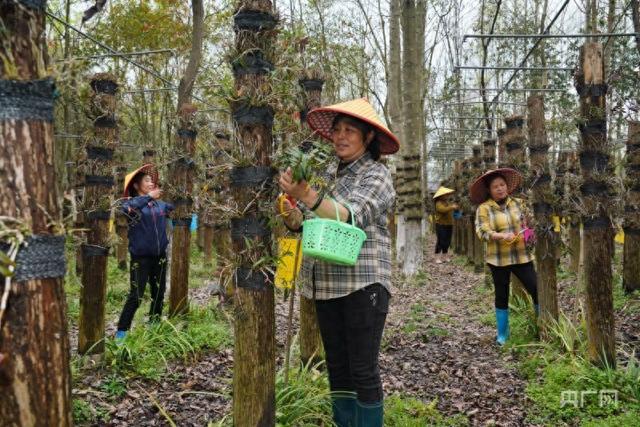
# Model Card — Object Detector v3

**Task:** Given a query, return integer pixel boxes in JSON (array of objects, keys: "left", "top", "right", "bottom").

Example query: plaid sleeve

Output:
[
  {"left": 475, "top": 204, "right": 494, "bottom": 241},
  {"left": 345, "top": 164, "right": 395, "bottom": 229}
]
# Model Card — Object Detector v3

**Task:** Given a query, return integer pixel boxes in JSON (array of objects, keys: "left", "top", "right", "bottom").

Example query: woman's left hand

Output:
[{"left": 278, "top": 167, "right": 311, "bottom": 201}]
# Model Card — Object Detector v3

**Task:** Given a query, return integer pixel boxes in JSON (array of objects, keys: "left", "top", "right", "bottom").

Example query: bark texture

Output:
[
  {"left": 575, "top": 43, "right": 616, "bottom": 367},
  {"left": 168, "top": 105, "right": 198, "bottom": 316},
  {"left": 527, "top": 95, "right": 558, "bottom": 338},
  {"left": 231, "top": 0, "right": 277, "bottom": 424},
  {"left": 298, "top": 72, "right": 324, "bottom": 366},
  {"left": 78, "top": 73, "right": 119, "bottom": 355},
  {"left": 0, "top": 2, "right": 72, "bottom": 424},
  {"left": 623, "top": 121, "right": 640, "bottom": 293}
]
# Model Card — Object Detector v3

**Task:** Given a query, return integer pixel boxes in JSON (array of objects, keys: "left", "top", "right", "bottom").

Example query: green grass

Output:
[
  {"left": 72, "top": 398, "right": 109, "bottom": 425},
  {"left": 504, "top": 292, "right": 640, "bottom": 426},
  {"left": 402, "top": 303, "right": 428, "bottom": 334},
  {"left": 385, "top": 394, "right": 468, "bottom": 426},
  {"left": 102, "top": 304, "right": 231, "bottom": 380},
  {"left": 212, "top": 362, "right": 468, "bottom": 427}
]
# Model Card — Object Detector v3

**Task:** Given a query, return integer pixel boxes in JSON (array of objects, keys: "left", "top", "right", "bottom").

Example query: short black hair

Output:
[
  {"left": 331, "top": 114, "right": 381, "bottom": 161},
  {"left": 485, "top": 173, "right": 507, "bottom": 189}
]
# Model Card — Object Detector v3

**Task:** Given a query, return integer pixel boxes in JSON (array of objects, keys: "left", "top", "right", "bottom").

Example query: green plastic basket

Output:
[{"left": 301, "top": 199, "right": 367, "bottom": 266}]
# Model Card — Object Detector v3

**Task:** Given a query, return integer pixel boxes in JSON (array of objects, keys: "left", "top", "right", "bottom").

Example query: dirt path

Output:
[
  {"left": 79, "top": 235, "right": 536, "bottom": 426},
  {"left": 381, "top": 240, "right": 529, "bottom": 426}
]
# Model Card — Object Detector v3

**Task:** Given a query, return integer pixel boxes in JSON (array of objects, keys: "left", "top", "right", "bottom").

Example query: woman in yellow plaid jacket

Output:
[{"left": 470, "top": 168, "right": 539, "bottom": 345}]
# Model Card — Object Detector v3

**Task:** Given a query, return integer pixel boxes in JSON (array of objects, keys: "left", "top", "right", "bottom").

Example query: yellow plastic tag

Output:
[{"left": 274, "top": 238, "right": 303, "bottom": 289}]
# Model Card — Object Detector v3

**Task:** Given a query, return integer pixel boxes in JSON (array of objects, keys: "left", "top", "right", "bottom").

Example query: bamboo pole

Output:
[
  {"left": 230, "top": 1, "right": 277, "bottom": 423},
  {"left": 78, "top": 73, "right": 119, "bottom": 355},
  {"left": 623, "top": 121, "right": 640, "bottom": 293},
  {"left": 472, "top": 146, "right": 485, "bottom": 272},
  {"left": 575, "top": 42, "right": 616, "bottom": 367},
  {"left": 0, "top": 2, "right": 72, "bottom": 422},
  {"left": 168, "top": 104, "right": 198, "bottom": 316},
  {"left": 527, "top": 95, "right": 558, "bottom": 338}
]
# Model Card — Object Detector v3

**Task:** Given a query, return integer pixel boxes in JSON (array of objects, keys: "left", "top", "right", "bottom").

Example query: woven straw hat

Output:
[
  {"left": 469, "top": 168, "right": 522, "bottom": 205},
  {"left": 433, "top": 186, "right": 455, "bottom": 199},
  {"left": 123, "top": 163, "right": 159, "bottom": 197},
  {"left": 306, "top": 98, "right": 400, "bottom": 155}
]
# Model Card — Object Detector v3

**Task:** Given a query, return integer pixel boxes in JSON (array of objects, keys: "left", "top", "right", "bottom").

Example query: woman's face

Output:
[
  {"left": 133, "top": 174, "right": 155, "bottom": 195},
  {"left": 488, "top": 176, "right": 508, "bottom": 201},
  {"left": 330, "top": 120, "right": 369, "bottom": 162}
]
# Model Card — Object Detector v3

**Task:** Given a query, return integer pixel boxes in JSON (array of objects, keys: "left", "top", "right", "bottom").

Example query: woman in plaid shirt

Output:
[
  {"left": 278, "top": 99, "right": 397, "bottom": 427},
  {"left": 471, "top": 168, "right": 539, "bottom": 345}
]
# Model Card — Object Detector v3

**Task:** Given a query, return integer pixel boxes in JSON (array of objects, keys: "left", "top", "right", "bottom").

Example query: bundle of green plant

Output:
[{"left": 273, "top": 142, "right": 332, "bottom": 187}]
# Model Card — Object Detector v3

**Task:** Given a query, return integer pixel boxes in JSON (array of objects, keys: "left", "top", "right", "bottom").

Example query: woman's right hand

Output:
[
  {"left": 149, "top": 188, "right": 162, "bottom": 199},
  {"left": 493, "top": 232, "right": 516, "bottom": 242}
]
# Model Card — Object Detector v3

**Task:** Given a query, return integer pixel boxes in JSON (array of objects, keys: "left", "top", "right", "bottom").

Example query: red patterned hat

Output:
[{"left": 469, "top": 168, "right": 522, "bottom": 204}]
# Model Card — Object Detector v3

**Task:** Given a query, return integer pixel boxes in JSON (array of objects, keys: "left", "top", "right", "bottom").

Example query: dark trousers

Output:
[
  {"left": 117, "top": 255, "right": 167, "bottom": 331},
  {"left": 488, "top": 261, "right": 538, "bottom": 309},
  {"left": 315, "top": 283, "right": 389, "bottom": 403},
  {"left": 435, "top": 224, "right": 453, "bottom": 254}
]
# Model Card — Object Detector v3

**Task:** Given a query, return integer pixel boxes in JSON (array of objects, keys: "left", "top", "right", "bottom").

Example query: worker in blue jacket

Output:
[{"left": 116, "top": 164, "right": 173, "bottom": 339}]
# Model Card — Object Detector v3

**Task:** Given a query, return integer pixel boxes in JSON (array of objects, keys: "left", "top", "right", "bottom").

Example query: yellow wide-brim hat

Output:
[
  {"left": 433, "top": 186, "right": 455, "bottom": 199},
  {"left": 123, "top": 163, "right": 158, "bottom": 197},
  {"left": 306, "top": 98, "right": 400, "bottom": 155}
]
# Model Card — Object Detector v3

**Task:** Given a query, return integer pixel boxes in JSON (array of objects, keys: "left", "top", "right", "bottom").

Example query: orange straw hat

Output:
[
  {"left": 306, "top": 98, "right": 400, "bottom": 155},
  {"left": 123, "top": 163, "right": 159, "bottom": 197},
  {"left": 469, "top": 168, "right": 522, "bottom": 205}
]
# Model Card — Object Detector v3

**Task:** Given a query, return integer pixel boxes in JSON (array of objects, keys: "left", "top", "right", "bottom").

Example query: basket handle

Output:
[{"left": 329, "top": 198, "right": 357, "bottom": 227}]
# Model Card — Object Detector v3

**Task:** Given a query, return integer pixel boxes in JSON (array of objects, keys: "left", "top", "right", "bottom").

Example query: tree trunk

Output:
[
  {"left": 203, "top": 225, "right": 214, "bottom": 267},
  {"left": 502, "top": 116, "right": 530, "bottom": 301},
  {"left": 482, "top": 139, "right": 496, "bottom": 286},
  {"left": 197, "top": 208, "right": 205, "bottom": 251},
  {"left": 298, "top": 72, "right": 324, "bottom": 366},
  {"left": 168, "top": 0, "right": 205, "bottom": 316},
  {"left": 115, "top": 165, "right": 128, "bottom": 270},
  {"left": 472, "top": 146, "right": 484, "bottom": 272},
  {"left": 168, "top": 105, "right": 198, "bottom": 316},
  {"left": 0, "top": 1, "right": 72, "bottom": 424},
  {"left": 397, "top": 0, "right": 426, "bottom": 275},
  {"left": 623, "top": 121, "right": 640, "bottom": 293},
  {"left": 78, "top": 73, "right": 119, "bottom": 355},
  {"left": 209, "top": 131, "right": 233, "bottom": 299},
  {"left": 527, "top": 95, "right": 558, "bottom": 338},
  {"left": 554, "top": 152, "right": 570, "bottom": 264},
  {"left": 631, "top": 0, "right": 640, "bottom": 56},
  {"left": 230, "top": 1, "right": 277, "bottom": 424},
  {"left": 575, "top": 43, "right": 616, "bottom": 367}
]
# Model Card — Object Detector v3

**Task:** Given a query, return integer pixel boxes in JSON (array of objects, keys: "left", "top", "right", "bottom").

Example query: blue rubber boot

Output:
[
  {"left": 115, "top": 330, "right": 127, "bottom": 341},
  {"left": 356, "top": 400, "right": 383, "bottom": 427},
  {"left": 332, "top": 394, "right": 356, "bottom": 427},
  {"left": 495, "top": 308, "right": 510, "bottom": 345}
]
